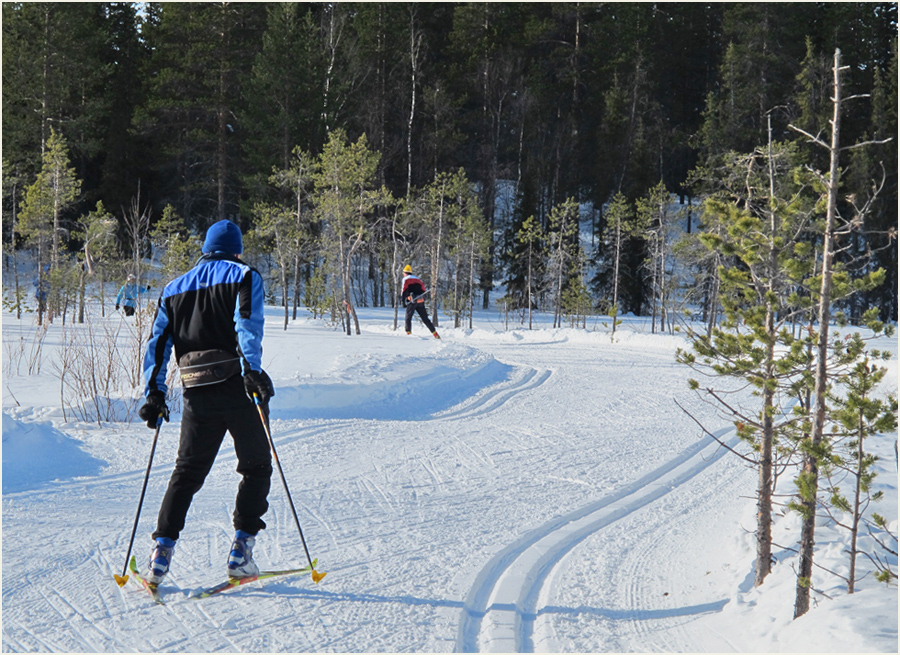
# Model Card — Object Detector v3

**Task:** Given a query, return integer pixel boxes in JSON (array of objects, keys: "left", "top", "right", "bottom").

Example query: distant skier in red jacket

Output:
[{"left": 400, "top": 265, "right": 440, "bottom": 339}]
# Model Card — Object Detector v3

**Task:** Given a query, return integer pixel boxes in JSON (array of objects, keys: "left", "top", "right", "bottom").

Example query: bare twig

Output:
[{"left": 673, "top": 397, "right": 757, "bottom": 464}]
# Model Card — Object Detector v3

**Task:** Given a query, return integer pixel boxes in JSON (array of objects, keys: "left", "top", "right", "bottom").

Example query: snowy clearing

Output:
[{"left": 2, "top": 303, "right": 897, "bottom": 653}]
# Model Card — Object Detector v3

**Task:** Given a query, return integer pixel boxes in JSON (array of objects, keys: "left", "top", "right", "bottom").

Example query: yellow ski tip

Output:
[
  {"left": 311, "top": 569, "right": 327, "bottom": 584},
  {"left": 114, "top": 574, "right": 129, "bottom": 587}
]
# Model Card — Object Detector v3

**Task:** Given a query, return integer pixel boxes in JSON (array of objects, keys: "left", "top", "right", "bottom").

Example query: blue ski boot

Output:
[
  {"left": 144, "top": 537, "right": 175, "bottom": 585},
  {"left": 227, "top": 530, "right": 259, "bottom": 579}
]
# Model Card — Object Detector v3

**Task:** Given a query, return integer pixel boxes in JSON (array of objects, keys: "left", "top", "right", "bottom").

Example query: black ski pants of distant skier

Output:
[
  {"left": 153, "top": 376, "right": 272, "bottom": 541},
  {"left": 405, "top": 300, "right": 436, "bottom": 334}
]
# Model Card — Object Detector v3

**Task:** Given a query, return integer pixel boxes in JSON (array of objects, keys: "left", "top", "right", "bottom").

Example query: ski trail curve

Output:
[
  {"left": 455, "top": 424, "right": 737, "bottom": 653},
  {"left": 429, "top": 367, "right": 551, "bottom": 422}
]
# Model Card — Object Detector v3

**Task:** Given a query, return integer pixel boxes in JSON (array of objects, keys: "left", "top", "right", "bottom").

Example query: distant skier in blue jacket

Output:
[
  {"left": 138, "top": 219, "right": 275, "bottom": 585},
  {"left": 115, "top": 274, "right": 150, "bottom": 316},
  {"left": 33, "top": 265, "right": 49, "bottom": 305}
]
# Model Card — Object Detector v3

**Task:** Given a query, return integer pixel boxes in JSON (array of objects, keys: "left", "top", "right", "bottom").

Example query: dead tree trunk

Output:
[{"left": 792, "top": 48, "right": 844, "bottom": 620}]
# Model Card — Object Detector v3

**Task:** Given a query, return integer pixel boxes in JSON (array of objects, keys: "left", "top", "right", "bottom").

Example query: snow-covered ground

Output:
[{"left": 2, "top": 299, "right": 897, "bottom": 652}]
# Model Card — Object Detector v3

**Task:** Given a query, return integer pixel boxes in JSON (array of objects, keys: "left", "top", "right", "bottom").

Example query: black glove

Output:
[
  {"left": 115, "top": 304, "right": 120, "bottom": 310},
  {"left": 138, "top": 390, "right": 169, "bottom": 429},
  {"left": 244, "top": 369, "right": 275, "bottom": 406}
]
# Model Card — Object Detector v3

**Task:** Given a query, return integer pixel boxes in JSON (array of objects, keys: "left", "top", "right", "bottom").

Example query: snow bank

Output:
[
  {"left": 2, "top": 413, "right": 105, "bottom": 493},
  {"left": 271, "top": 341, "right": 513, "bottom": 420}
]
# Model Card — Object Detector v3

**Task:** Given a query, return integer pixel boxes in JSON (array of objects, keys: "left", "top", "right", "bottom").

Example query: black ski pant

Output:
[
  {"left": 405, "top": 301, "right": 435, "bottom": 333},
  {"left": 153, "top": 376, "right": 272, "bottom": 542}
]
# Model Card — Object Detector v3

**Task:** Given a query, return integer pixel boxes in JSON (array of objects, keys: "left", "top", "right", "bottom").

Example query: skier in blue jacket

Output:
[
  {"left": 138, "top": 219, "right": 275, "bottom": 584},
  {"left": 115, "top": 274, "right": 150, "bottom": 316}
]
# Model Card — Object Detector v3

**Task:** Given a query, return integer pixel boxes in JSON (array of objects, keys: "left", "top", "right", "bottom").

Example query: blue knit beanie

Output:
[{"left": 202, "top": 220, "right": 243, "bottom": 254}]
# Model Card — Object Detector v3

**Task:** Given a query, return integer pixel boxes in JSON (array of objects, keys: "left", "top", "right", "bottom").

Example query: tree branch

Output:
[
  {"left": 788, "top": 124, "right": 829, "bottom": 149},
  {"left": 673, "top": 397, "right": 757, "bottom": 464}
]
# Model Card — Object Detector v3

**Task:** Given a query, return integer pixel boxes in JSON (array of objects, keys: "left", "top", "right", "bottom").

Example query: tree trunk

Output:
[
  {"left": 756, "top": 114, "right": 779, "bottom": 587},
  {"left": 794, "top": 48, "right": 844, "bottom": 620},
  {"left": 282, "top": 264, "right": 289, "bottom": 331},
  {"left": 611, "top": 213, "right": 621, "bottom": 339},
  {"left": 430, "top": 196, "right": 444, "bottom": 328},
  {"left": 406, "top": 8, "right": 420, "bottom": 198},
  {"left": 468, "top": 234, "right": 476, "bottom": 329},
  {"left": 848, "top": 412, "right": 864, "bottom": 594}
]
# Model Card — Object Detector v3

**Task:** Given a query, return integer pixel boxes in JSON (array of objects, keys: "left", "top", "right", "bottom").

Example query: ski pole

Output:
[
  {"left": 253, "top": 394, "right": 326, "bottom": 584},
  {"left": 114, "top": 415, "right": 163, "bottom": 587}
]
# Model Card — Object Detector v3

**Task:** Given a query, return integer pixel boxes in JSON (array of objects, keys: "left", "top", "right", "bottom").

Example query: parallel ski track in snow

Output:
[
  {"left": 427, "top": 366, "right": 551, "bottom": 422},
  {"left": 454, "top": 423, "right": 737, "bottom": 653}
]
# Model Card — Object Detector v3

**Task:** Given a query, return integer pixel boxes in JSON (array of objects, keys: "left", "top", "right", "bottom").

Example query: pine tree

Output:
[
  {"left": 149, "top": 204, "right": 199, "bottom": 282},
  {"left": 561, "top": 252, "right": 592, "bottom": 329},
  {"left": 788, "top": 49, "right": 892, "bottom": 619},
  {"left": 445, "top": 170, "right": 488, "bottom": 329},
  {"left": 96, "top": 2, "right": 147, "bottom": 214},
  {"left": 501, "top": 176, "right": 541, "bottom": 310},
  {"left": 3, "top": 160, "right": 28, "bottom": 319},
  {"left": 17, "top": 128, "right": 82, "bottom": 324},
  {"left": 677, "top": 135, "right": 819, "bottom": 588},
  {"left": 447, "top": 3, "right": 529, "bottom": 309},
  {"left": 636, "top": 181, "right": 675, "bottom": 334},
  {"left": 546, "top": 198, "right": 580, "bottom": 329},
  {"left": 269, "top": 146, "right": 319, "bottom": 321},
  {"left": 516, "top": 214, "right": 544, "bottom": 330},
  {"left": 75, "top": 200, "right": 117, "bottom": 320},
  {"left": 699, "top": 3, "right": 806, "bottom": 162},
  {"left": 250, "top": 201, "right": 299, "bottom": 331},
  {"left": 313, "top": 129, "right": 390, "bottom": 335},
  {"left": 136, "top": 3, "right": 266, "bottom": 226},
  {"left": 821, "top": 335, "right": 897, "bottom": 593},
  {"left": 593, "top": 192, "right": 642, "bottom": 339},
  {"left": 2, "top": 3, "right": 112, "bottom": 181},
  {"left": 839, "top": 42, "right": 898, "bottom": 323}
]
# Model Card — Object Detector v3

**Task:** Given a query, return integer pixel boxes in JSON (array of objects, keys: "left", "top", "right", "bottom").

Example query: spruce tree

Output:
[{"left": 242, "top": 3, "right": 324, "bottom": 195}]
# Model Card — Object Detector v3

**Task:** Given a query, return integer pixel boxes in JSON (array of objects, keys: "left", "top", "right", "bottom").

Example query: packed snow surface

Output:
[{"left": 2, "top": 304, "right": 897, "bottom": 652}]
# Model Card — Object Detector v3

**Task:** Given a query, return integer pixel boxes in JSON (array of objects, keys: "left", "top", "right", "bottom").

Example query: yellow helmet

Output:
[{"left": 403, "top": 265, "right": 412, "bottom": 273}]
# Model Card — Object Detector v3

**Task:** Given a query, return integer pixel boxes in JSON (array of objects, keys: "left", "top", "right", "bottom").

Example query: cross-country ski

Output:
[
  {"left": 127, "top": 556, "right": 165, "bottom": 606},
  {"left": 191, "top": 560, "right": 318, "bottom": 600}
]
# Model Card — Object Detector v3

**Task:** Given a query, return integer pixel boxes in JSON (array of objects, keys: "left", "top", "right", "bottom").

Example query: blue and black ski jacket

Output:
[{"left": 144, "top": 254, "right": 265, "bottom": 397}]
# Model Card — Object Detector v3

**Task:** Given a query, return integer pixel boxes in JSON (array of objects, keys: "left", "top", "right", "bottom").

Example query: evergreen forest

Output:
[{"left": 2, "top": 2, "right": 897, "bottom": 327}]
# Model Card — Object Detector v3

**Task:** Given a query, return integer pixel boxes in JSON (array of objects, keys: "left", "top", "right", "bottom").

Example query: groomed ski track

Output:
[{"left": 454, "top": 422, "right": 735, "bottom": 652}]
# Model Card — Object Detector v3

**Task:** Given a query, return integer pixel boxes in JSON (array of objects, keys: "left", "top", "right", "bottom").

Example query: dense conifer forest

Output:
[{"left": 2, "top": 2, "right": 897, "bottom": 323}]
